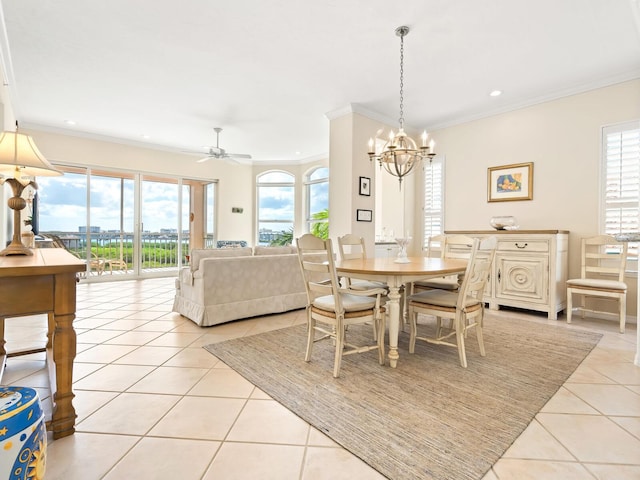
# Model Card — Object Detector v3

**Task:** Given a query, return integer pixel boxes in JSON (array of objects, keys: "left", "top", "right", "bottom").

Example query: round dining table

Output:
[{"left": 335, "top": 256, "right": 468, "bottom": 368}]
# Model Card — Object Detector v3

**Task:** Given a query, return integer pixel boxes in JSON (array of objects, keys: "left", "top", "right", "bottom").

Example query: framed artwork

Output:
[
  {"left": 359, "top": 176, "right": 371, "bottom": 196},
  {"left": 487, "top": 162, "right": 533, "bottom": 202},
  {"left": 356, "top": 209, "right": 373, "bottom": 222}
]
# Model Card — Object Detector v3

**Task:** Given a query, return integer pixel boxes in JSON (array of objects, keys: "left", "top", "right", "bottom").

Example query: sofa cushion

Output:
[
  {"left": 190, "top": 247, "right": 253, "bottom": 272},
  {"left": 253, "top": 246, "right": 296, "bottom": 255}
]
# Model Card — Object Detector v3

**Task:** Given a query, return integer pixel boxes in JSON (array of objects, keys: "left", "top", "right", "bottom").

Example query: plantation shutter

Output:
[
  {"left": 602, "top": 121, "right": 640, "bottom": 261},
  {"left": 423, "top": 156, "right": 444, "bottom": 249}
]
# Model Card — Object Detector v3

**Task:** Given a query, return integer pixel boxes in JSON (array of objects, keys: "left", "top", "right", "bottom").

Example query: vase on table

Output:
[{"left": 394, "top": 237, "right": 411, "bottom": 263}]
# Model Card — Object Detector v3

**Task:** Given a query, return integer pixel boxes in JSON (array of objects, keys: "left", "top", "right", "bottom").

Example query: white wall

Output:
[{"left": 419, "top": 79, "right": 640, "bottom": 314}]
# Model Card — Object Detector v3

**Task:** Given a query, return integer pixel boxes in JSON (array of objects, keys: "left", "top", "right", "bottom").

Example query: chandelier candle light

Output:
[
  {"left": 0, "top": 122, "right": 62, "bottom": 256},
  {"left": 368, "top": 26, "right": 436, "bottom": 187}
]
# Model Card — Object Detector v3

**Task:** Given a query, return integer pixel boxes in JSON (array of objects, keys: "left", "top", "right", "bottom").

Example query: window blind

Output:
[
  {"left": 423, "top": 157, "right": 444, "bottom": 249},
  {"left": 602, "top": 121, "right": 640, "bottom": 259}
]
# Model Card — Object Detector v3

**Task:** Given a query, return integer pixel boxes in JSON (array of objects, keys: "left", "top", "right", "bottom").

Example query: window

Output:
[
  {"left": 305, "top": 167, "right": 329, "bottom": 238},
  {"left": 601, "top": 121, "right": 640, "bottom": 263},
  {"left": 257, "top": 170, "right": 295, "bottom": 245},
  {"left": 422, "top": 156, "right": 445, "bottom": 249}
]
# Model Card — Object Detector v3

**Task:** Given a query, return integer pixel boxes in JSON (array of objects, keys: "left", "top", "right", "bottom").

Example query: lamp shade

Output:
[{"left": 0, "top": 131, "right": 62, "bottom": 178}]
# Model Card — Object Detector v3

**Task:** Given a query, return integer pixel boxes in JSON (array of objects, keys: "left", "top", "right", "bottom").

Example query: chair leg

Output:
[
  {"left": 377, "top": 310, "right": 386, "bottom": 365},
  {"left": 476, "top": 315, "right": 486, "bottom": 357},
  {"left": 333, "top": 324, "right": 344, "bottom": 378},
  {"left": 566, "top": 289, "right": 573, "bottom": 324},
  {"left": 305, "top": 316, "right": 315, "bottom": 362},
  {"left": 455, "top": 315, "right": 467, "bottom": 368},
  {"left": 620, "top": 295, "right": 626, "bottom": 334},
  {"left": 409, "top": 310, "right": 417, "bottom": 354}
]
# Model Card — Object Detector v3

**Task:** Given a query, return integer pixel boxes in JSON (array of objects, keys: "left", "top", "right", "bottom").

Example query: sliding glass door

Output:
[{"left": 36, "top": 166, "right": 204, "bottom": 280}]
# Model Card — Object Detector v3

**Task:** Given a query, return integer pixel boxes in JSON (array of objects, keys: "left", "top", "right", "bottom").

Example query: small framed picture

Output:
[
  {"left": 487, "top": 162, "right": 533, "bottom": 202},
  {"left": 359, "top": 176, "right": 371, "bottom": 196},
  {"left": 356, "top": 209, "right": 373, "bottom": 222}
]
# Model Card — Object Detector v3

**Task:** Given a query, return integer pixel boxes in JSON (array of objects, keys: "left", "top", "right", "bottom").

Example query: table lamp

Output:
[{"left": 0, "top": 122, "right": 62, "bottom": 256}]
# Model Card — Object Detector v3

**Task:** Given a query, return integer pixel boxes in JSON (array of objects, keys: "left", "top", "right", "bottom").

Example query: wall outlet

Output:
[{"left": 231, "top": 207, "right": 244, "bottom": 213}]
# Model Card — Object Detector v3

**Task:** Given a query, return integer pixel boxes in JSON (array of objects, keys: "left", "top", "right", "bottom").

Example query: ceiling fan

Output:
[{"left": 197, "top": 128, "right": 252, "bottom": 163}]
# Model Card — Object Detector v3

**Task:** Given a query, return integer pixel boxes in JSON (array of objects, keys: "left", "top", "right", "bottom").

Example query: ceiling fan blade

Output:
[
  {"left": 196, "top": 156, "right": 213, "bottom": 163},
  {"left": 226, "top": 153, "right": 252, "bottom": 159}
]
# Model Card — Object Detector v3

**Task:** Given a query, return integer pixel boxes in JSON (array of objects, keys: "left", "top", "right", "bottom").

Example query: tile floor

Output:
[{"left": 1, "top": 277, "right": 639, "bottom": 480}]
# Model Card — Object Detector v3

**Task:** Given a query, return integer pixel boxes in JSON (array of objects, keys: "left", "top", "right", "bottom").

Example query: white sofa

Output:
[{"left": 172, "top": 246, "right": 316, "bottom": 327}]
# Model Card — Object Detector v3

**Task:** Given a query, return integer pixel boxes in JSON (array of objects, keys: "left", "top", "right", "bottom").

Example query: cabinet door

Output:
[{"left": 495, "top": 254, "right": 548, "bottom": 304}]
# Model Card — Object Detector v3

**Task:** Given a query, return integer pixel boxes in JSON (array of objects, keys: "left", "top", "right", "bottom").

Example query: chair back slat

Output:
[
  {"left": 297, "top": 234, "right": 343, "bottom": 311},
  {"left": 337, "top": 234, "right": 368, "bottom": 261},
  {"left": 581, "top": 235, "right": 627, "bottom": 282},
  {"left": 443, "top": 234, "right": 475, "bottom": 260},
  {"left": 457, "top": 236, "right": 497, "bottom": 308}
]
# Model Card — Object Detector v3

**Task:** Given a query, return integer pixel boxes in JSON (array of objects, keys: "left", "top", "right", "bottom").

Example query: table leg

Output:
[
  {"left": 387, "top": 286, "right": 402, "bottom": 368},
  {"left": 49, "top": 311, "right": 77, "bottom": 438}
]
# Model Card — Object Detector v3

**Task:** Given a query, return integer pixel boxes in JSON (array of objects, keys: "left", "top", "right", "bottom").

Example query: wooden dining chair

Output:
[
  {"left": 566, "top": 235, "right": 628, "bottom": 333},
  {"left": 412, "top": 234, "right": 474, "bottom": 292},
  {"left": 337, "top": 234, "right": 388, "bottom": 291},
  {"left": 296, "top": 234, "right": 386, "bottom": 377},
  {"left": 407, "top": 236, "right": 497, "bottom": 368}
]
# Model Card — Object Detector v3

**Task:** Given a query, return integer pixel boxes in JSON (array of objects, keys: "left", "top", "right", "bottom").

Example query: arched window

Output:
[
  {"left": 304, "top": 167, "right": 329, "bottom": 238},
  {"left": 257, "top": 170, "right": 295, "bottom": 245}
]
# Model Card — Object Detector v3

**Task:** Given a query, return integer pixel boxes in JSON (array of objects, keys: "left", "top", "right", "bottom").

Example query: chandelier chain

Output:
[{"left": 399, "top": 33, "right": 404, "bottom": 130}]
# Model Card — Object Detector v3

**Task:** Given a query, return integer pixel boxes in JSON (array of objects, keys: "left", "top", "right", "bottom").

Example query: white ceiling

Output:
[{"left": 1, "top": 0, "right": 639, "bottom": 164}]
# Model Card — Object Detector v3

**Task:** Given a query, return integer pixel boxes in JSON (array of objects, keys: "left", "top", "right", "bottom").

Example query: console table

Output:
[
  {"left": 0, "top": 249, "right": 84, "bottom": 439},
  {"left": 446, "top": 230, "right": 569, "bottom": 320}
]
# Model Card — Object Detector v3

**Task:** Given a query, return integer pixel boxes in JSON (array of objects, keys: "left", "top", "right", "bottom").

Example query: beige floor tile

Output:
[
  {"left": 127, "top": 366, "right": 209, "bottom": 395},
  {"left": 188, "top": 367, "right": 256, "bottom": 397},
  {"left": 73, "top": 389, "right": 119, "bottom": 422},
  {"left": 585, "top": 463, "right": 640, "bottom": 479},
  {"left": 146, "top": 332, "right": 203, "bottom": 347},
  {"left": 149, "top": 396, "right": 246, "bottom": 440},
  {"left": 73, "top": 364, "right": 155, "bottom": 391},
  {"left": 308, "top": 427, "right": 339, "bottom": 447},
  {"left": 112, "top": 345, "right": 182, "bottom": 365},
  {"left": 537, "top": 413, "right": 640, "bottom": 463},
  {"left": 104, "top": 330, "right": 164, "bottom": 345},
  {"left": 566, "top": 364, "right": 618, "bottom": 384},
  {"left": 72, "top": 361, "right": 105, "bottom": 382},
  {"left": 77, "top": 392, "right": 180, "bottom": 435},
  {"left": 132, "top": 321, "right": 182, "bottom": 332},
  {"left": 540, "top": 386, "right": 600, "bottom": 414},
  {"left": 610, "top": 416, "right": 640, "bottom": 438},
  {"left": 491, "top": 459, "right": 592, "bottom": 479},
  {"left": 96, "top": 319, "right": 152, "bottom": 330},
  {"left": 45, "top": 432, "right": 139, "bottom": 480},
  {"left": 0, "top": 359, "right": 46, "bottom": 385},
  {"left": 8, "top": 369, "right": 49, "bottom": 389},
  {"left": 163, "top": 347, "right": 221, "bottom": 368},
  {"left": 591, "top": 362, "right": 640, "bottom": 385},
  {"left": 104, "top": 437, "right": 220, "bottom": 480},
  {"left": 202, "top": 442, "right": 305, "bottom": 480},
  {"left": 226, "top": 399, "right": 310, "bottom": 445},
  {"left": 76, "top": 329, "right": 126, "bottom": 344},
  {"left": 481, "top": 468, "right": 499, "bottom": 480},
  {"left": 564, "top": 383, "right": 640, "bottom": 416},
  {"left": 121, "top": 310, "right": 167, "bottom": 320},
  {"left": 302, "top": 446, "right": 386, "bottom": 480},
  {"left": 503, "top": 419, "right": 574, "bottom": 460},
  {"left": 74, "top": 344, "right": 138, "bottom": 363}
]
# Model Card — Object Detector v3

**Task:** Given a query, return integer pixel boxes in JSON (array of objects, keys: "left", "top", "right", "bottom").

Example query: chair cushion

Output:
[
  {"left": 566, "top": 278, "right": 627, "bottom": 291},
  {"left": 349, "top": 279, "right": 388, "bottom": 291},
  {"left": 414, "top": 278, "right": 459, "bottom": 290},
  {"left": 312, "top": 293, "right": 377, "bottom": 312},
  {"left": 409, "top": 289, "right": 481, "bottom": 309}
]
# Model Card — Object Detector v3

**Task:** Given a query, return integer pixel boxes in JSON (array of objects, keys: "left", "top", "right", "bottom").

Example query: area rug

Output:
[{"left": 204, "top": 316, "right": 602, "bottom": 480}]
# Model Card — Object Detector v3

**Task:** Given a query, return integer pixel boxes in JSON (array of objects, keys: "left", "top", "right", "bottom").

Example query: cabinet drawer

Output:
[{"left": 497, "top": 240, "right": 549, "bottom": 253}]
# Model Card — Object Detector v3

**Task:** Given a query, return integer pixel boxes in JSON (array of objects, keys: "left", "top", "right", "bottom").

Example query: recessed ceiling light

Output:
[
  {"left": 295, "top": 151, "right": 301, "bottom": 155},
  {"left": 489, "top": 90, "right": 502, "bottom": 97},
  {"left": 141, "top": 134, "right": 150, "bottom": 139},
  {"left": 64, "top": 119, "right": 76, "bottom": 125}
]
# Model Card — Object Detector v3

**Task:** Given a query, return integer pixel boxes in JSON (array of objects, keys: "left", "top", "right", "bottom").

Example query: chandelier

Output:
[{"left": 368, "top": 26, "right": 435, "bottom": 187}]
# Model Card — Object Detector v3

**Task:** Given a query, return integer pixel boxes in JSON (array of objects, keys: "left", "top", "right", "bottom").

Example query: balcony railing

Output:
[{"left": 41, "top": 231, "right": 196, "bottom": 275}]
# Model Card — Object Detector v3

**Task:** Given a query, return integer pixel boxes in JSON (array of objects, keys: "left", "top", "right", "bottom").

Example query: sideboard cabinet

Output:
[{"left": 445, "top": 230, "right": 569, "bottom": 320}]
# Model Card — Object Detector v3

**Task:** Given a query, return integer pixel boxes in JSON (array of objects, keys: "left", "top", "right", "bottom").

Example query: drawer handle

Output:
[{"left": 515, "top": 243, "right": 528, "bottom": 249}]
